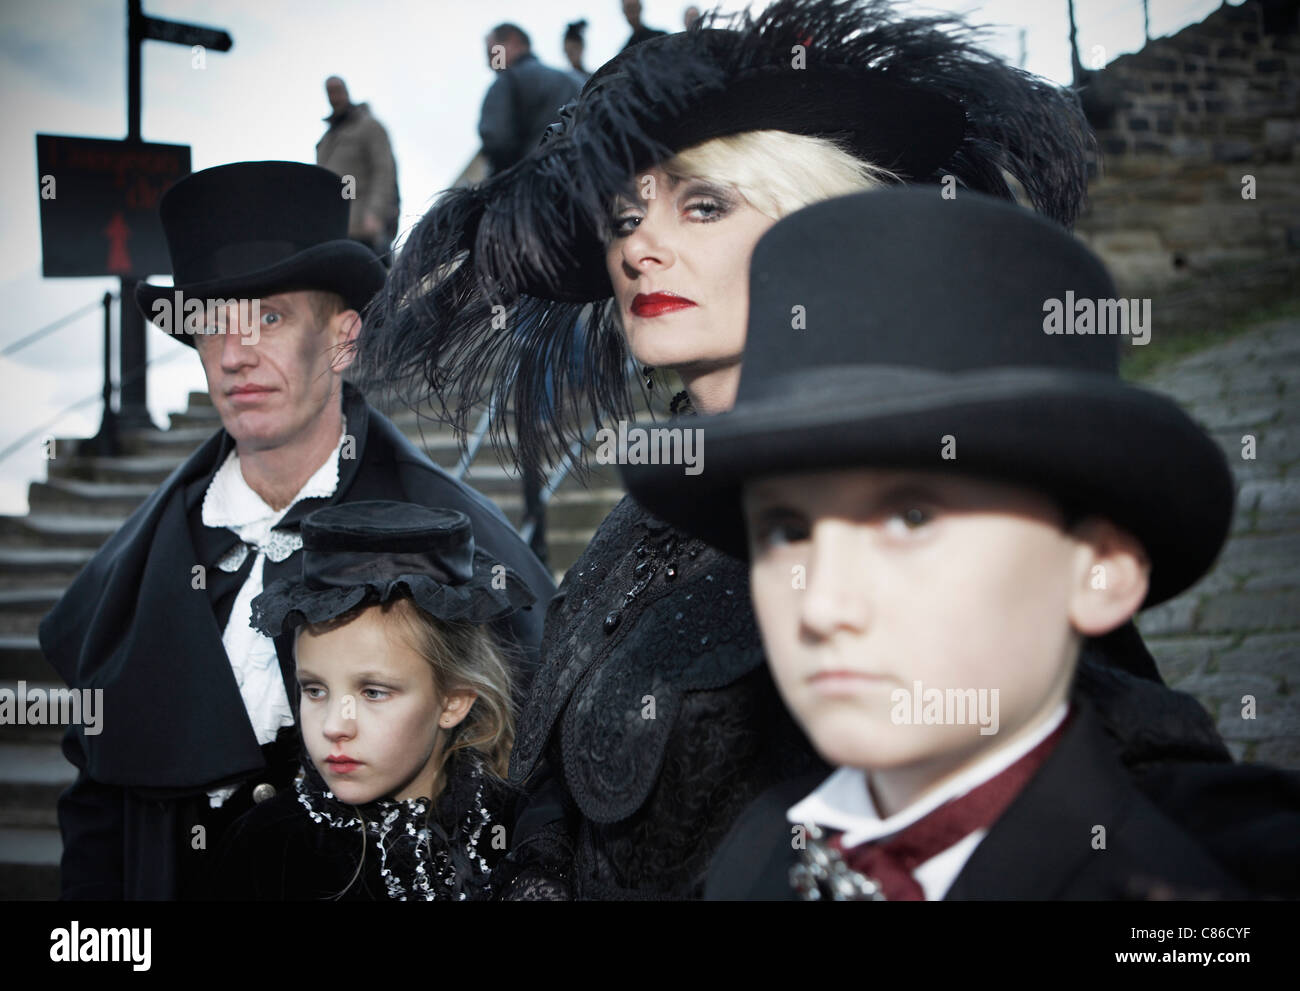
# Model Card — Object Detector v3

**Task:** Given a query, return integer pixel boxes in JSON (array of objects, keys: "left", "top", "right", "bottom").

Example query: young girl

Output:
[{"left": 212, "top": 500, "right": 535, "bottom": 901}]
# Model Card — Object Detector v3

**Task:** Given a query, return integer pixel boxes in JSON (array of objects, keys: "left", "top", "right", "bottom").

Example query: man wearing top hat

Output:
[{"left": 40, "top": 161, "right": 556, "bottom": 900}]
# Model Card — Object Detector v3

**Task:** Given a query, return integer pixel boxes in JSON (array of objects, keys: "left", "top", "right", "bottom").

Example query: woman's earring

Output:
[{"left": 643, "top": 366, "right": 655, "bottom": 390}]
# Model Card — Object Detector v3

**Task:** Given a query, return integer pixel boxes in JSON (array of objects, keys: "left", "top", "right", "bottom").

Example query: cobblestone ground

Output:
[{"left": 1136, "top": 315, "right": 1300, "bottom": 768}]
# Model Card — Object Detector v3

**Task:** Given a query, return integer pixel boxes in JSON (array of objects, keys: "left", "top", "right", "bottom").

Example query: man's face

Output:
[
  {"left": 624, "top": 0, "right": 643, "bottom": 27},
  {"left": 325, "top": 78, "right": 349, "bottom": 114},
  {"left": 194, "top": 291, "right": 355, "bottom": 453},
  {"left": 744, "top": 468, "right": 1086, "bottom": 792},
  {"left": 485, "top": 31, "right": 524, "bottom": 68}
]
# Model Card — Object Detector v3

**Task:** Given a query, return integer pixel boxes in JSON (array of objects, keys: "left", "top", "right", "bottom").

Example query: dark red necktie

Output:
[{"left": 832, "top": 713, "right": 1072, "bottom": 900}]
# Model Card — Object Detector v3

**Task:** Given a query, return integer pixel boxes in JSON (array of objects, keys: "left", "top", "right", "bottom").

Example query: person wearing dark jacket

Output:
[
  {"left": 479, "top": 23, "right": 581, "bottom": 176},
  {"left": 621, "top": 0, "right": 668, "bottom": 49},
  {"left": 41, "top": 161, "right": 554, "bottom": 901}
]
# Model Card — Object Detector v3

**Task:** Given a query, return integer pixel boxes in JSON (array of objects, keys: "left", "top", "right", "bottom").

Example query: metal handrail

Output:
[
  {"left": 0, "top": 346, "right": 185, "bottom": 466},
  {"left": 1, "top": 294, "right": 118, "bottom": 357}
]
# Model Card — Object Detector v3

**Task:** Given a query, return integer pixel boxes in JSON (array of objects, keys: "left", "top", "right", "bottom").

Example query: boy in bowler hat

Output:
[
  {"left": 42, "top": 161, "right": 554, "bottom": 900},
  {"left": 623, "top": 188, "right": 1299, "bottom": 899}
]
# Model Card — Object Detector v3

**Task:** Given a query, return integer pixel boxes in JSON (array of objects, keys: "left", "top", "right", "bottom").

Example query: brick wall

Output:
[{"left": 1073, "top": 0, "right": 1300, "bottom": 326}]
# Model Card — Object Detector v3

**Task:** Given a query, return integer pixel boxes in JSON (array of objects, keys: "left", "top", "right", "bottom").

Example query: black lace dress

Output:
[{"left": 498, "top": 492, "right": 827, "bottom": 899}]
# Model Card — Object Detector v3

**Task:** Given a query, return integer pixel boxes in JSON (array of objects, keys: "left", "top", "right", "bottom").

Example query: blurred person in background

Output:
[
  {"left": 479, "top": 22, "right": 581, "bottom": 177},
  {"left": 316, "top": 76, "right": 400, "bottom": 264},
  {"left": 621, "top": 0, "right": 668, "bottom": 49},
  {"left": 564, "top": 19, "right": 592, "bottom": 86}
]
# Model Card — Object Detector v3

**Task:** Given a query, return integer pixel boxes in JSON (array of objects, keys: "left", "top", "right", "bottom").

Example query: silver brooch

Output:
[{"left": 790, "top": 823, "right": 887, "bottom": 901}]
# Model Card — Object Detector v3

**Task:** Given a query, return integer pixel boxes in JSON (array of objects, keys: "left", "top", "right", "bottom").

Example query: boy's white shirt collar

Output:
[
  {"left": 201, "top": 419, "right": 348, "bottom": 807},
  {"left": 788, "top": 701, "right": 1069, "bottom": 900}
]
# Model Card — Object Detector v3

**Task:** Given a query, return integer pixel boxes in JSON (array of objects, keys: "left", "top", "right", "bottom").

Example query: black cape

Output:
[{"left": 42, "top": 384, "right": 555, "bottom": 899}]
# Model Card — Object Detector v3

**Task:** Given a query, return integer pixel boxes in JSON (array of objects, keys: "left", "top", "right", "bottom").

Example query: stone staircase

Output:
[{"left": 0, "top": 390, "right": 636, "bottom": 899}]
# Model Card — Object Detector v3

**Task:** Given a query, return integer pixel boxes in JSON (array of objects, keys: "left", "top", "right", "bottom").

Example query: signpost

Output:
[
  {"left": 35, "top": 135, "right": 191, "bottom": 278},
  {"left": 34, "top": 1, "right": 231, "bottom": 441}
]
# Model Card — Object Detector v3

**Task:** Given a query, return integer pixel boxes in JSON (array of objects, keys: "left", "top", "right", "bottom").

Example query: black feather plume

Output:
[{"left": 355, "top": 0, "right": 1094, "bottom": 474}]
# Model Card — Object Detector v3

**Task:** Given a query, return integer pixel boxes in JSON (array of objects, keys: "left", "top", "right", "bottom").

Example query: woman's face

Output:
[
  {"left": 605, "top": 165, "right": 777, "bottom": 374},
  {"left": 295, "top": 607, "right": 474, "bottom": 805}
]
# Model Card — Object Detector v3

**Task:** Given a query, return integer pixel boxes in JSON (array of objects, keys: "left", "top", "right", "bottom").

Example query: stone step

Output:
[
  {"left": 0, "top": 589, "right": 63, "bottom": 637},
  {"left": 0, "top": 636, "right": 59, "bottom": 684},
  {"left": 0, "top": 547, "right": 93, "bottom": 589},
  {"left": 122, "top": 421, "right": 477, "bottom": 470},
  {"left": 0, "top": 513, "right": 120, "bottom": 550},
  {"left": 459, "top": 461, "right": 623, "bottom": 497},
  {"left": 40, "top": 434, "right": 585, "bottom": 488},
  {"left": 0, "top": 828, "right": 60, "bottom": 900},
  {"left": 166, "top": 404, "right": 220, "bottom": 430},
  {"left": 115, "top": 424, "right": 215, "bottom": 455},
  {"left": 0, "top": 742, "right": 73, "bottom": 833},
  {"left": 0, "top": 679, "right": 74, "bottom": 744},
  {"left": 4, "top": 490, "right": 619, "bottom": 555},
  {"left": 47, "top": 454, "right": 184, "bottom": 487},
  {"left": 546, "top": 528, "right": 616, "bottom": 577},
  {"left": 27, "top": 478, "right": 157, "bottom": 516}
]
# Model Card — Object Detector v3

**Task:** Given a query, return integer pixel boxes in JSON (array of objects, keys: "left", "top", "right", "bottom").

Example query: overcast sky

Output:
[{"left": 0, "top": 0, "right": 1223, "bottom": 513}]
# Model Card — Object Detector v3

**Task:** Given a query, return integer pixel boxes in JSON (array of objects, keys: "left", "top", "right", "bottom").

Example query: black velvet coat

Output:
[
  {"left": 212, "top": 754, "right": 514, "bottom": 901},
  {"left": 41, "top": 384, "right": 555, "bottom": 900}
]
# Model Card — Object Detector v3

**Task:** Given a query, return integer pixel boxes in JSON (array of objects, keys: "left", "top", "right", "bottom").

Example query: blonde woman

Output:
[{"left": 360, "top": 0, "right": 1226, "bottom": 899}]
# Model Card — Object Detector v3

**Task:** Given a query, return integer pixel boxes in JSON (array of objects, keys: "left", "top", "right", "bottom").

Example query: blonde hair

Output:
[
  {"left": 662, "top": 130, "right": 898, "bottom": 220},
  {"left": 384, "top": 598, "right": 516, "bottom": 781}
]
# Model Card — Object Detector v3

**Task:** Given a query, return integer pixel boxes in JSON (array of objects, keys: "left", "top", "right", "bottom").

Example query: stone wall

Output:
[{"left": 1073, "top": 0, "right": 1300, "bottom": 330}]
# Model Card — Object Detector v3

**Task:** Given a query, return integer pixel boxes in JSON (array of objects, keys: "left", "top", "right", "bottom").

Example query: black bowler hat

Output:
[
  {"left": 136, "top": 161, "right": 387, "bottom": 347},
  {"left": 250, "top": 502, "right": 536, "bottom": 637},
  {"left": 620, "top": 188, "right": 1235, "bottom": 608}
]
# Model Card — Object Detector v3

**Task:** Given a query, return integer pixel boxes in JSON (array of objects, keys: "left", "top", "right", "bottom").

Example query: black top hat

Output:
[
  {"left": 250, "top": 501, "right": 536, "bottom": 637},
  {"left": 136, "top": 161, "right": 387, "bottom": 347},
  {"left": 358, "top": 0, "right": 1093, "bottom": 473},
  {"left": 620, "top": 188, "right": 1235, "bottom": 608}
]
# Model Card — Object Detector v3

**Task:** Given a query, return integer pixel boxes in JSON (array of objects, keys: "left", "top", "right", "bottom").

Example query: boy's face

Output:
[
  {"left": 295, "top": 606, "right": 473, "bottom": 805},
  {"left": 744, "top": 468, "right": 1100, "bottom": 809}
]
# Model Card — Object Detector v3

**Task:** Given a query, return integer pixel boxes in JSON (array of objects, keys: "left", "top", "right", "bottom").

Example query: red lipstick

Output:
[{"left": 631, "top": 292, "right": 697, "bottom": 317}]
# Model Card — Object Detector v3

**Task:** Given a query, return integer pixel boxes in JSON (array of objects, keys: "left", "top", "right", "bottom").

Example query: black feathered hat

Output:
[
  {"left": 620, "top": 189, "right": 1235, "bottom": 608},
  {"left": 137, "top": 161, "right": 387, "bottom": 347},
  {"left": 250, "top": 501, "right": 536, "bottom": 637},
  {"left": 358, "top": 0, "right": 1094, "bottom": 471}
]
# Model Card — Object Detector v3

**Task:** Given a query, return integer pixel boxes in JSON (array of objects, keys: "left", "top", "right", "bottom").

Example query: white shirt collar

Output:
[
  {"left": 202, "top": 416, "right": 347, "bottom": 536},
  {"left": 788, "top": 702, "right": 1069, "bottom": 849}
]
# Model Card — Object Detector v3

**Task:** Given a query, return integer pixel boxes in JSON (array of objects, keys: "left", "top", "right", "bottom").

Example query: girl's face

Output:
[
  {"left": 605, "top": 165, "right": 777, "bottom": 375},
  {"left": 295, "top": 607, "right": 475, "bottom": 805}
]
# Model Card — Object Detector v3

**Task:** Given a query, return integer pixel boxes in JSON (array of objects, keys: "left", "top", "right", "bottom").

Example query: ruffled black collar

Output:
[{"left": 294, "top": 751, "right": 499, "bottom": 901}]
